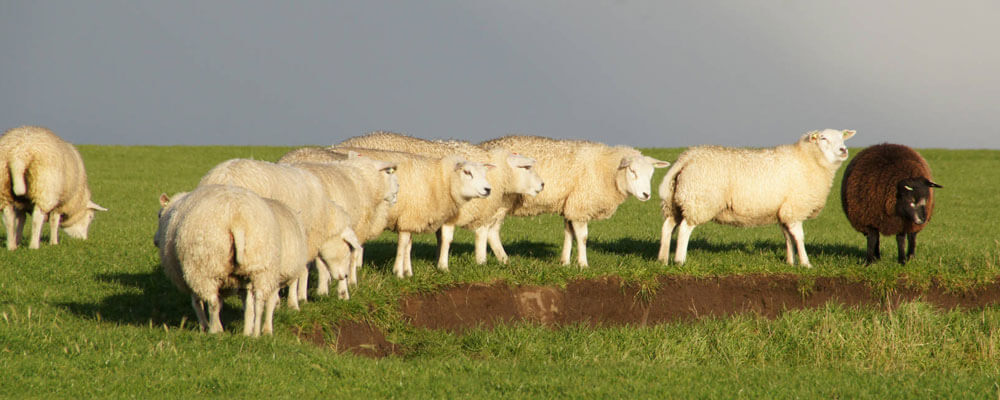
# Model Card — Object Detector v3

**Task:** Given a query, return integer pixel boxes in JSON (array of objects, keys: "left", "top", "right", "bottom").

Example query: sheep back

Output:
[
  {"left": 481, "top": 135, "right": 632, "bottom": 222},
  {"left": 331, "top": 146, "right": 464, "bottom": 233},
  {"left": 841, "top": 143, "right": 936, "bottom": 235},
  {"left": 337, "top": 131, "right": 517, "bottom": 229},
  {"left": 663, "top": 139, "right": 838, "bottom": 227}
]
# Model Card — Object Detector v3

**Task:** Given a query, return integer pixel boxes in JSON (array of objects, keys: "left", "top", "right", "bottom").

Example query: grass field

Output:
[{"left": 1, "top": 145, "right": 998, "bottom": 398}]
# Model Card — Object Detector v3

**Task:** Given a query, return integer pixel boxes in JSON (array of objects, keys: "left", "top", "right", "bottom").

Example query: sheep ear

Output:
[
  {"left": 618, "top": 157, "right": 631, "bottom": 170},
  {"left": 927, "top": 180, "right": 943, "bottom": 188},
  {"left": 484, "top": 163, "right": 496, "bottom": 170},
  {"left": 159, "top": 193, "right": 170, "bottom": 208},
  {"left": 89, "top": 201, "right": 108, "bottom": 212},
  {"left": 347, "top": 150, "right": 362, "bottom": 159},
  {"left": 646, "top": 156, "right": 670, "bottom": 168},
  {"left": 808, "top": 131, "right": 820, "bottom": 142},
  {"left": 842, "top": 129, "right": 856, "bottom": 140}
]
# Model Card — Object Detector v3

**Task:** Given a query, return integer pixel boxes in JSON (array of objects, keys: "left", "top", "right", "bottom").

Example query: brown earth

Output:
[{"left": 309, "top": 274, "right": 1000, "bottom": 357}]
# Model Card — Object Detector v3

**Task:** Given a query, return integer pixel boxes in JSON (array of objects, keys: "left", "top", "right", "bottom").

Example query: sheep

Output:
[
  {"left": 154, "top": 184, "right": 309, "bottom": 336},
  {"left": 277, "top": 152, "right": 399, "bottom": 296},
  {"left": 657, "top": 129, "right": 856, "bottom": 267},
  {"left": 841, "top": 143, "right": 941, "bottom": 265},
  {"left": 336, "top": 131, "right": 544, "bottom": 270},
  {"left": 198, "top": 159, "right": 360, "bottom": 302},
  {"left": 328, "top": 146, "right": 493, "bottom": 278},
  {"left": 479, "top": 135, "right": 670, "bottom": 267},
  {"left": 0, "top": 126, "right": 107, "bottom": 250}
]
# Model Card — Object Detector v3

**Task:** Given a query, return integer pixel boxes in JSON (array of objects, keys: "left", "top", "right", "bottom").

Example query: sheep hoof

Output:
[{"left": 337, "top": 289, "right": 350, "bottom": 300}]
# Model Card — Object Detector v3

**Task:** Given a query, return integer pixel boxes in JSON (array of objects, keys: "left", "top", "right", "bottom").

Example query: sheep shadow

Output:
[
  {"left": 361, "top": 238, "right": 561, "bottom": 270},
  {"left": 57, "top": 266, "right": 244, "bottom": 330},
  {"left": 590, "top": 237, "right": 867, "bottom": 262}
]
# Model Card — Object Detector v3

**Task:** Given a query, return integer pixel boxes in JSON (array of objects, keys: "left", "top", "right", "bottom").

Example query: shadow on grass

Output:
[
  {"left": 57, "top": 266, "right": 245, "bottom": 331},
  {"left": 589, "top": 237, "right": 867, "bottom": 261}
]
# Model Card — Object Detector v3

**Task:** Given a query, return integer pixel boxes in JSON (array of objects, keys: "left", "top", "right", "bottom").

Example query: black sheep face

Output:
[{"left": 895, "top": 178, "right": 941, "bottom": 225}]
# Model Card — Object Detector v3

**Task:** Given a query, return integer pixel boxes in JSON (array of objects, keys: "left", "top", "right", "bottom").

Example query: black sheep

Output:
[{"left": 841, "top": 143, "right": 941, "bottom": 265}]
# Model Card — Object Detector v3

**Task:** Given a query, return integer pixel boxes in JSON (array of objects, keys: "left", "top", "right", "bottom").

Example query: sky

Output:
[{"left": 2, "top": 1, "right": 998, "bottom": 149}]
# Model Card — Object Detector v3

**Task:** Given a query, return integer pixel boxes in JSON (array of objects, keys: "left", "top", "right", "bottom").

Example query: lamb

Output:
[
  {"left": 658, "top": 129, "right": 856, "bottom": 267},
  {"left": 154, "top": 184, "right": 309, "bottom": 336},
  {"left": 337, "top": 131, "right": 544, "bottom": 270},
  {"left": 199, "top": 159, "right": 360, "bottom": 302},
  {"left": 841, "top": 143, "right": 941, "bottom": 265},
  {"left": 277, "top": 152, "right": 399, "bottom": 297},
  {"left": 328, "top": 146, "right": 493, "bottom": 278},
  {"left": 479, "top": 135, "right": 670, "bottom": 267},
  {"left": 0, "top": 126, "right": 107, "bottom": 250}
]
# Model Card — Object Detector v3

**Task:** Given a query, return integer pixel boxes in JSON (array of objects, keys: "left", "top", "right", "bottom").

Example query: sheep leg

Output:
[
  {"left": 206, "top": 294, "right": 224, "bottom": 334},
  {"left": 315, "top": 258, "right": 331, "bottom": 296},
  {"left": 28, "top": 206, "right": 46, "bottom": 249},
  {"left": 437, "top": 224, "right": 455, "bottom": 271},
  {"left": 48, "top": 212, "right": 61, "bottom": 245},
  {"left": 3, "top": 206, "right": 18, "bottom": 250},
  {"left": 263, "top": 289, "right": 279, "bottom": 335},
  {"left": 403, "top": 233, "right": 414, "bottom": 277},
  {"left": 242, "top": 289, "right": 255, "bottom": 336},
  {"left": 14, "top": 209, "right": 26, "bottom": 247},
  {"left": 474, "top": 226, "right": 490, "bottom": 264},
  {"left": 786, "top": 221, "right": 811, "bottom": 268},
  {"left": 674, "top": 219, "right": 695, "bottom": 265},
  {"left": 864, "top": 229, "right": 880, "bottom": 265},
  {"left": 560, "top": 220, "right": 574, "bottom": 265},
  {"left": 780, "top": 224, "right": 795, "bottom": 265},
  {"left": 906, "top": 232, "right": 917, "bottom": 262},
  {"left": 190, "top": 295, "right": 210, "bottom": 332},
  {"left": 571, "top": 220, "right": 589, "bottom": 268},
  {"left": 337, "top": 278, "right": 350, "bottom": 300},
  {"left": 350, "top": 247, "right": 363, "bottom": 286},
  {"left": 895, "top": 234, "right": 907, "bottom": 265},
  {"left": 658, "top": 216, "right": 676, "bottom": 264},
  {"left": 251, "top": 288, "right": 266, "bottom": 337},
  {"left": 487, "top": 221, "right": 509, "bottom": 264},
  {"left": 393, "top": 231, "right": 410, "bottom": 278}
]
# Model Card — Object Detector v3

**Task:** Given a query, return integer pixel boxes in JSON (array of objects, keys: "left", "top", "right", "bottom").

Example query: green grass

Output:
[{"left": 1, "top": 145, "right": 999, "bottom": 398}]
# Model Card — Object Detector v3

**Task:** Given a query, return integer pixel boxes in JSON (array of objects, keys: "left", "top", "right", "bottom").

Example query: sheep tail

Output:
[
  {"left": 8, "top": 158, "right": 27, "bottom": 196},
  {"left": 657, "top": 156, "right": 686, "bottom": 205},
  {"left": 231, "top": 226, "right": 248, "bottom": 267}
]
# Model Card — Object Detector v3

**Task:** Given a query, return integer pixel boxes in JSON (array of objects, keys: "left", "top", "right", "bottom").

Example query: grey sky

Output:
[{"left": 2, "top": 1, "right": 998, "bottom": 148}]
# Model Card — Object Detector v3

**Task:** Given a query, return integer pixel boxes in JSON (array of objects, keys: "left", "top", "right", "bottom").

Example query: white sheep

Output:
[
  {"left": 480, "top": 135, "right": 669, "bottom": 267},
  {"left": 199, "top": 159, "right": 360, "bottom": 302},
  {"left": 337, "top": 131, "right": 544, "bottom": 270},
  {"left": 154, "top": 184, "right": 309, "bottom": 336},
  {"left": 0, "top": 126, "right": 107, "bottom": 250},
  {"left": 657, "top": 129, "right": 856, "bottom": 267},
  {"left": 330, "top": 146, "right": 493, "bottom": 278},
  {"left": 278, "top": 151, "right": 399, "bottom": 297}
]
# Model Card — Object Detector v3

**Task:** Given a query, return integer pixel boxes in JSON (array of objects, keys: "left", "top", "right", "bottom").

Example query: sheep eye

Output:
[{"left": 464, "top": 170, "right": 473, "bottom": 177}]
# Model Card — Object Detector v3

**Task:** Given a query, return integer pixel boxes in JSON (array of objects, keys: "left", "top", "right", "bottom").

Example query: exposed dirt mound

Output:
[{"left": 307, "top": 274, "right": 1000, "bottom": 356}]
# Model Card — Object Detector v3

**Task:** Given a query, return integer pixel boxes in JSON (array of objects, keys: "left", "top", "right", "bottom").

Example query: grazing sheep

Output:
[
  {"left": 199, "top": 159, "right": 360, "bottom": 302},
  {"left": 279, "top": 153, "right": 399, "bottom": 297},
  {"left": 0, "top": 126, "right": 107, "bottom": 250},
  {"left": 154, "top": 185, "right": 309, "bottom": 336},
  {"left": 841, "top": 143, "right": 941, "bottom": 265},
  {"left": 329, "top": 146, "right": 493, "bottom": 278},
  {"left": 479, "top": 135, "right": 669, "bottom": 267},
  {"left": 658, "top": 129, "right": 856, "bottom": 267},
  {"left": 337, "top": 131, "right": 544, "bottom": 270}
]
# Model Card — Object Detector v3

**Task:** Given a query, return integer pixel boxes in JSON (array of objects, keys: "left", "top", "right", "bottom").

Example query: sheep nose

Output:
[
  {"left": 483, "top": 187, "right": 491, "bottom": 196},
  {"left": 640, "top": 192, "right": 650, "bottom": 201},
  {"left": 540, "top": 182, "right": 545, "bottom": 189}
]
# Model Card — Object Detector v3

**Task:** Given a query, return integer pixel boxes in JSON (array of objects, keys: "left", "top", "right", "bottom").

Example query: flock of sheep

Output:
[{"left": 0, "top": 125, "right": 940, "bottom": 336}]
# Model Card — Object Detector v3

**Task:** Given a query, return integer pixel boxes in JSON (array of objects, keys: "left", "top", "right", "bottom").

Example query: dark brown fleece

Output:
[{"left": 841, "top": 143, "right": 935, "bottom": 235}]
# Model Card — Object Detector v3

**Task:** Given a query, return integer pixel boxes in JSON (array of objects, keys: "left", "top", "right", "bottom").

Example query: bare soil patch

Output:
[{"left": 308, "top": 274, "right": 1000, "bottom": 357}]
